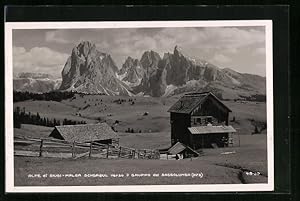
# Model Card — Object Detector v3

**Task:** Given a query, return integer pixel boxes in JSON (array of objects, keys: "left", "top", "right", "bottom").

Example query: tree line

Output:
[
  {"left": 13, "top": 106, "right": 86, "bottom": 128},
  {"left": 13, "top": 91, "right": 76, "bottom": 102},
  {"left": 238, "top": 94, "right": 266, "bottom": 102}
]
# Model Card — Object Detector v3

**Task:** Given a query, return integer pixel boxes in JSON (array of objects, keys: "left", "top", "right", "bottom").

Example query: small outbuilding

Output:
[
  {"left": 49, "top": 123, "right": 119, "bottom": 144},
  {"left": 167, "top": 142, "right": 199, "bottom": 159}
]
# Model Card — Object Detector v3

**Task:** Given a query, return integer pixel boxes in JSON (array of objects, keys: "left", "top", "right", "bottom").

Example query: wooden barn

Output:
[
  {"left": 168, "top": 92, "right": 236, "bottom": 149},
  {"left": 49, "top": 123, "right": 119, "bottom": 145}
]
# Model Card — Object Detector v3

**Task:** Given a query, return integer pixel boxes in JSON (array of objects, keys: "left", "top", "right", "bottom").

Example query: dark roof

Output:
[
  {"left": 167, "top": 92, "right": 232, "bottom": 114},
  {"left": 50, "top": 123, "right": 118, "bottom": 142},
  {"left": 168, "top": 142, "right": 199, "bottom": 156},
  {"left": 188, "top": 125, "right": 236, "bottom": 135}
]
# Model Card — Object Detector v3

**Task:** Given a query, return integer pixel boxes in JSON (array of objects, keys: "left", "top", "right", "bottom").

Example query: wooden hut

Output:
[
  {"left": 49, "top": 123, "right": 119, "bottom": 145},
  {"left": 167, "top": 142, "right": 199, "bottom": 159},
  {"left": 168, "top": 91, "right": 235, "bottom": 149}
]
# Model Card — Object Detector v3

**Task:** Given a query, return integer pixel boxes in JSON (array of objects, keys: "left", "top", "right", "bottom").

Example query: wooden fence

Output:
[{"left": 14, "top": 136, "right": 160, "bottom": 159}]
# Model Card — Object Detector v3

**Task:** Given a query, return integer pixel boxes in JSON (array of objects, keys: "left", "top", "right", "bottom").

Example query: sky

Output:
[{"left": 13, "top": 27, "right": 266, "bottom": 78}]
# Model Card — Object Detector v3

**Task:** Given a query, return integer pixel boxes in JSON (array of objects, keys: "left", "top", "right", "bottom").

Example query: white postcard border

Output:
[{"left": 5, "top": 20, "right": 274, "bottom": 193}]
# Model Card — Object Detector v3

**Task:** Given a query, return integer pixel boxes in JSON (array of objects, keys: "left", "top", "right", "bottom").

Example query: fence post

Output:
[
  {"left": 72, "top": 141, "right": 76, "bottom": 158},
  {"left": 89, "top": 142, "right": 93, "bottom": 158},
  {"left": 39, "top": 139, "right": 43, "bottom": 157},
  {"left": 118, "top": 147, "right": 121, "bottom": 158},
  {"left": 238, "top": 132, "right": 241, "bottom": 147},
  {"left": 106, "top": 144, "right": 109, "bottom": 158}
]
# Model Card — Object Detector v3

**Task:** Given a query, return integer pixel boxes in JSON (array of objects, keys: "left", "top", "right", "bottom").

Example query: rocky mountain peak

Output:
[
  {"left": 118, "top": 56, "right": 140, "bottom": 75},
  {"left": 140, "top": 50, "right": 160, "bottom": 63},
  {"left": 140, "top": 50, "right": 161, "bottom": 73},
  {"left": 59, "top": 41, "right": 131, "bottom": 95},
  {"left": 74, "top": 41, "right": 97, "bottom": 58},
  {"left": 174, "top": 45, "right": 182, "bottom": 53},
  {"left": 162, "top": 52, "right": 171, "bottom": 60},
  {"left": 125, "top": 56, "right": 139, "bottom": 66},
  {"left": 125, "top": 56, "right": 134, "bottom": 62},
  {"left": 173, "top": 45, "right": 187, "bottom": 58}
]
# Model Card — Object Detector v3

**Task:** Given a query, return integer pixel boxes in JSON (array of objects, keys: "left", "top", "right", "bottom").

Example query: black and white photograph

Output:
[{"left": 5, "top": 20, "right": 274, "bottom": 192}]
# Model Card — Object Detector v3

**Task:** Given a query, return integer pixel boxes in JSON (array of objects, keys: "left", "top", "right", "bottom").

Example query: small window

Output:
[
  {"left": 192, "top": 117, "right": 201, "bottom": 125},
  {"left": 207, "top": 117, "right": 212, "bottom": 123}
]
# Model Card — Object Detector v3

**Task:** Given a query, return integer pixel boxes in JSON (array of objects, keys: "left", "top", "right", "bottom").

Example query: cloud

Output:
[
  {"left": 42, "top": 27, "right": 265, "bottom": 68},
  {"left": 45, "top": 30, "right": 71, "bottom": 44},
  {"left": 13, "top": 46, "right": 69, "bottom": 77},
  {"left": 152, "top": 27, "right": 265, "bottom": 51},
  {"left": 211, "top": 54, "right": 232, "bottom": 64},
  {"left": 254, "top": 63, "right": 266, "bottom": 76},
  {"left": 13, "top": 46, "right": 26, "bottom": 55},
  {"left": 253, "top": 47, "right": 265, "bottom": 55},
  {"left": 96, "top": 41, "right": 110, "bottom": 49}
]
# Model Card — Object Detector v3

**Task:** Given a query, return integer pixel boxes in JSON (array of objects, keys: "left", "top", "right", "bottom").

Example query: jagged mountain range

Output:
[
  {"left": 13, "top": 73, "right": 61, "bottom": 93},
  {"left": 13, "top": 41, "right": 266, "bottom": 99},
  {"left": 117, "top": 45, "right": 265, "bottom": 99}
]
